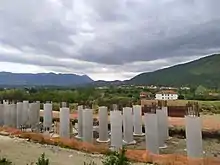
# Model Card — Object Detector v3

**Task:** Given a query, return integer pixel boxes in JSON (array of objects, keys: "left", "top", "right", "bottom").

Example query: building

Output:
[
  {"left": 140, "top": 92, "right": 152, "bottom": 99},
  {"left": 155, "top": 90, "right": 178, "bottom": 100}
]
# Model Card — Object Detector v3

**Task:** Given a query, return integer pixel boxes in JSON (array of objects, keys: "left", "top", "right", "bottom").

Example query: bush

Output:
[
  {"left": 0, "top": 158, "right": 12, "bottom": 165},
  {"left": 35, "top": 153, "right": 49, "bottom": 165},
  {"left": 102, "top": 146, "right": 130, "bottom": 165}
]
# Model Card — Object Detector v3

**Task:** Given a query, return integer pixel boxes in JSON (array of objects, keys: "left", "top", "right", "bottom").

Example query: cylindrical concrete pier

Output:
[
  {"left": 16, "top": 102, "right": 23, "bottom": 128},
  {"left": 61, "top": 102, "right": 67, "bottom": 108},
  {"left": 156, "top": 109, "right": 167, "bottom": 148},
  {"left": 22, "top": 100, "right": 29, "bottom": 126},
  {"left": 10, "top": 104, "right": 17, "bottom": 128},
  {"left": 75, "top": 105, "right": 83, "bottom": 139},
  {"left": 144, "top": 113, "right": 159, "bottom": 154},
  {"left": 29, "top": 103, "right": 40, "bottom": 129},
  {"left": 82, "top": 109, "right": 93, "bottom": 143},
  {"left": 3, "top": 104, "right": 11, "bottom": 126},
  {"left": 133, "top": 105, "right": 144, "bottom": 136},
  {"left": 0, "top": 104, "right": 3, "bottom": 126},
  {"left": 97, "top": 106, "right": 110, "bottom": 143},
  {"left": 60, "top": 107, "right": 70, "bottom": 138},
  {"left": 110, "top": 110, "right": 123, "bottom": 150},
  {"left": 161, "top": 106, "right": 169, "bottom": 140},
  {"left": 43, "top": 103, "right": 53, "bottom": 131},
  {"left": 123, "top": 107, "right": 136, "bottom": 144},
  {"left": 185, "top": 115, "right": 203, "bottom": 158}
]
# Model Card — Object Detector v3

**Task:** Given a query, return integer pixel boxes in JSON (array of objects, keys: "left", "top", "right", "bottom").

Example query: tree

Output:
[{"left": 195, "top": 85, "right": 207, "bottom": 96}]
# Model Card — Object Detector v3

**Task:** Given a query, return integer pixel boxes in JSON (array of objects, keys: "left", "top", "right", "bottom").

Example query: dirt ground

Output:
[
  {"left": 0, "top": 135, "right": 146, "bottom": 165},
  {"left": 124, "top": 136, "right": 220, "bottom": 158}
]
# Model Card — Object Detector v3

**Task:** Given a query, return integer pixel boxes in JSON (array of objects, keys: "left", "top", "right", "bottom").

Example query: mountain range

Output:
[
  {"left": 129, "top": 54, "right": 220, "bottom": 88},
  {"left": 0, "top": 72, "right": 93, "bottom": 87},
  {"left": 0, "top": 54, "right": 220, "bottom": 88}
]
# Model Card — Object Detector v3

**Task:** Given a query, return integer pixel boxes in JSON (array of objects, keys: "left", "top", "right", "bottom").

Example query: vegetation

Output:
[
  {"left": 0, "top": 83, "right": 219, "bottom": 113},
  {"left": 0, "top": 158, "right": 12, "bottom": 165},
  {"left": 35, "top": 153, "right": 49, "bottom": 165},
  {"left": 130, "top": 54, "right": 220, "bottom": 88},
  {"left": 0, "top": 148, "right": 138, "bottom": 165},
  {"left": 102, "top": 147, "right": 130, "bottom": 165}
]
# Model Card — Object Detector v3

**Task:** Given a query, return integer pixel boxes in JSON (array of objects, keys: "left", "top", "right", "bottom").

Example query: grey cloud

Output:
[{"left": 1, "top": 0, "right": 220, "bottom": 76}]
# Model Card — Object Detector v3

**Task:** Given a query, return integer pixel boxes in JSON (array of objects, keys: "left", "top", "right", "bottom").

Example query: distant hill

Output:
[
  {"left": 129, "top": 54, "right": 220, "bottom": 88},
  {"left": 0, "top": 72, "right": 93, "bottom": 87}
]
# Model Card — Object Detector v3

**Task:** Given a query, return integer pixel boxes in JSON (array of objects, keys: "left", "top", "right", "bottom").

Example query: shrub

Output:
[
  {"left": 0, "top": 158, "right": 12, "bottom": 165},
  {"left": 35, "top": 153, "right": 49, "bottom": 165},
  {"left": 102, "top": 146, "right": 130, "bottom": 165}
]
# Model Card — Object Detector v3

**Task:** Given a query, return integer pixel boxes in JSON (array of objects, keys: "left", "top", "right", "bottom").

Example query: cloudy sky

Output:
[{"left": 0, "top": 0, "right": 220, "bottom": 81}]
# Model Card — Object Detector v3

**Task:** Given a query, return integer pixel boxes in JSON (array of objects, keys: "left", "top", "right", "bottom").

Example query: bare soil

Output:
[{"left": 0, "top": 135, "right": 145, "bottom": 165}]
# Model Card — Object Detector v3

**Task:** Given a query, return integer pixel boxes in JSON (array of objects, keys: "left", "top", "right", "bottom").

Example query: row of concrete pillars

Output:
[
  {"left": 0, "top": 101, "right": 203, "bottom": 158},
  {"left": 0, "top": 101, "right": 40, "bottom": 129}
]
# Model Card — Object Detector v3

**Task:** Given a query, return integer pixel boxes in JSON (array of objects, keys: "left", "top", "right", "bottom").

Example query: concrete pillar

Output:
[
  {"left": 185, "top": 115, "right": 203, "bottom": 158},
  {"left": 61, "top": 102, "right": 67, "bottom": 108},
  {"left": 36, "top": 101, "right": 40, "bottom": 122},
  {"left": 10, "top": 104, "right": 17, "bottom": 128},
  {"left": 123, "top": 107, "right": 136, "bottom": 144},
  {"left": 156, "top": 109, "right": 167, "bottom": 148},
  {"left": 162, "top": 106, "right": 169, "bottom": 140},
  {"left": 3, "top": 104, "right": 10, "bottom": 126},
  {"left": 60, "top": 107, "right": 70, "bottom": 138},
  {"left": 144, "top": 113, "right": 159, "bottom": 154},
  {"left": 82, "top": 109, "right": 93, "bottom": 143},
  {"left": 16, "top": 102, "right": 23, "bottom": 128},
  {"left": 97, "top": 106, "right": 110, "bottom": 143},
  {"left": 75, "top": 105, "right": 83, "bottom": 139},
  {"left": 29, "top": 103, "right": 40, "bottom": 129},
  {"left": 0, "top": 104, "right": 4, "bottom": 126},
  {"left": 43, "top": 103, "right": 53, "bottom": 131},
  {"left": 133, "top": 105, "right": 144, "bottom": 136},
  {"left": 110, "top": 110, "right": 123, "bottom": 150},
  {"left": 22, "top": 101, "right": 29, "bottom": 126}
]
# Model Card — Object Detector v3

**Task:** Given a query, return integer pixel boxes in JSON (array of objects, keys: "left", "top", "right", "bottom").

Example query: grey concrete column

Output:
[
  {"left": 75, "top": 105, "right": 83, "bottom": 139},
  {"left": 144, "top": 113, "right": 159, "bottom": 154},
  {"left": 36, "top": 101, "right": 40, "bottom": 123},
  {"left": 10, "top": 104, "right": 17, "bottom": 128},
  {"left": 22, "top": 100, "right": 29, "bottom": 126},
  {"left": 123, "top": 107, "right": 136, "bottom": 144},
  {"left": 82, "top": 109, "right": 93, "bottom": 143},
  {"left": 156, "top": 109, "right": 167, "bottom": 149},
  {"left": 29, "top": 103, "right": 40, "bottom": 129},
  {"left": 60, "top": 107, "right": 70, "bottom": 138},
  {"left": 43, "top": 103, "right": 53, "bottom": 131},
  {"left": 0, "top": 104, "right": 4, "bottom": 126},
  {"left": 133, "top": 105, "right": 144, "bottom": 136},
  {"left": 185, "top": 115, "right": 203, "bottom": 158},
  {"left": 61, "top": 102, "right": 67, "bottom": 108},
  {"left": 3, "top": 104, "right": 10, "bottom": 126},
  {"left": 16, "top": 102, "right": 23, "bottom": 128},
  {"left": 110, "top": 110, "right": 123, "bottom": 150},
  {"left": 162, "top": 106, "right": 169, "bottom": 140},
  {"left": 97, "top": 106, "right": 110, "bottom": 143}
]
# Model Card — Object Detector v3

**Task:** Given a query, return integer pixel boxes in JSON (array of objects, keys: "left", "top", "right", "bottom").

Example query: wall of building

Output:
[{"left": 155, "top": 94, "right": 178, "bottom": 100}]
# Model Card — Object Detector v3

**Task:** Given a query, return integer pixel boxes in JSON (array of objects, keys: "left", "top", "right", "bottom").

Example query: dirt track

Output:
[{"left": 0, "top": 135, "right": 146, "bottom": 165}]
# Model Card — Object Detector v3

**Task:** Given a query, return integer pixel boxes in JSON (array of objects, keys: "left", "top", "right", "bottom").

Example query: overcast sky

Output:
[{"left": 0, "top": 0, "right": 220, "bottom": 81}]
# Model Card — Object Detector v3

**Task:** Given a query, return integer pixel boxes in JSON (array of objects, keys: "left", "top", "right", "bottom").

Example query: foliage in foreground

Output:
[
  {"left": 0, "top": 158, "right": 12, "bottom": 165},
  {"left": 35, "top": 153, "right": 49, "bottom": 165},
  {"left": 0, "top": 147, "right": 135, "bottom": 165},
  {"left": 102, "top": 147, "right": 130, "bottom": 165}
]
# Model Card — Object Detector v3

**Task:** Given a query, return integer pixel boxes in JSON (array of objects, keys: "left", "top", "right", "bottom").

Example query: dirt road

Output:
[{"left": 0, "top": 135, "right": 145, "bottom": 165}]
